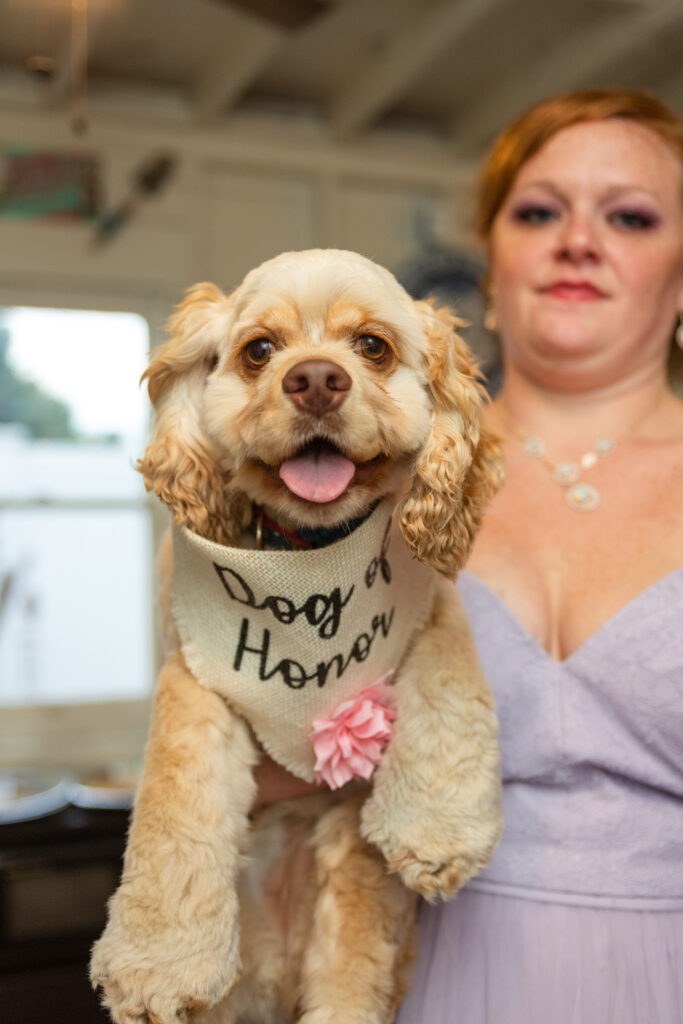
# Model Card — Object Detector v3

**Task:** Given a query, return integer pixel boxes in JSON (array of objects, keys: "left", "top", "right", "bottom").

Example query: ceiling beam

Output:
[
  {"left": 194, "top": 20, "right": 284, "bottom": 115},
  {"left": 329, "top": 0, "right": 511, "bottom": 138},
  {"left": 453, "top": 0, "right": 683, "bottom": 148}
]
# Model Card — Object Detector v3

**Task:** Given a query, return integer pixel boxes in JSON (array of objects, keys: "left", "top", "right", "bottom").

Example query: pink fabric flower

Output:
[{"left": 310, "top": 672, "right": 396, "bottom": 790}]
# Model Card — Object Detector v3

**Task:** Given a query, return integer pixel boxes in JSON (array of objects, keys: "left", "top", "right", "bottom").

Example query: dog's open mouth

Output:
[{"left": 278, "top": 440, "right": 384, "bottom": 504}]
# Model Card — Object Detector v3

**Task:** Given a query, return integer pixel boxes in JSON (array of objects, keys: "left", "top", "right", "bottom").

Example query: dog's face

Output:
[
  {"left": 201, "top": 250, "right": 434, "bottom": 527},
  {"left": 140, "top": 249, "right": 504, "bottom": 575}
]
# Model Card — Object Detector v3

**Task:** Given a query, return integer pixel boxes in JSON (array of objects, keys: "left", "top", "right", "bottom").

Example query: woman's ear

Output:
[
  {"left": 138, "top": 283, "right": 245, "bottom": 544},
  {"left": 399, "top": 299, "right": 505, "bottom": 577}
]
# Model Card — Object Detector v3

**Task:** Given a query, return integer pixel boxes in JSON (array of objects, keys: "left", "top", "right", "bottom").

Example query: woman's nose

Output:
[{"left": 555, "top": 211, "right": 601, "bottom": 263}]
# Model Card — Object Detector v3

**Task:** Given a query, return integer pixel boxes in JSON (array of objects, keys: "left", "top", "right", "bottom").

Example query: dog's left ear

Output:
[
  {"left": 399, "top": 300, "right": 505, "bottom": 577},
  {"left": 138, "top": 283, "right": 247, "bottom": 545}
]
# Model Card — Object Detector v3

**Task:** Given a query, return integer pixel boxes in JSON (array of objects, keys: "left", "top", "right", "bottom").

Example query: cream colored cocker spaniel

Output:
[{"left": 91, "top": 249, "right": 505, "bottom": 1024}]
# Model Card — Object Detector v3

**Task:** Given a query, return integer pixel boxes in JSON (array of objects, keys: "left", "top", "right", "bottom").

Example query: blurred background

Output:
[{"left": 0, "top": 0, "right": 681, "bottom": 1019}]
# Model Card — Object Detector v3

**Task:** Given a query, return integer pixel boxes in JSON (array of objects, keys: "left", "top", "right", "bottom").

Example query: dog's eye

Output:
[
  {"left": 359, "top": 334, "right": 389, "bottom": 362},
  {"left": 244, "top": 337, "right": 273, "bottom": 368}
]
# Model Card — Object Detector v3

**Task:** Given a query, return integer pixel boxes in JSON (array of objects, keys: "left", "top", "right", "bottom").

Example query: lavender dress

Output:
[{"left": 397, "top": 569, "right": 683, "bottom": 1024}]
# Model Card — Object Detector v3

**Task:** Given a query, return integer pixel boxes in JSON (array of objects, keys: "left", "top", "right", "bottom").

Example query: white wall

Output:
[{"left": 0, "top": 107, "right": 477, "bottom": 319}]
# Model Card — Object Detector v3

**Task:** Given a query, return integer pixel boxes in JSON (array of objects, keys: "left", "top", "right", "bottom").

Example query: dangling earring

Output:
[
  {"left": 676, "top": 314, "right": 683, "bottom": 350},
  {"left": 484, "top": 306, "right": 498, "bottom": 332}
]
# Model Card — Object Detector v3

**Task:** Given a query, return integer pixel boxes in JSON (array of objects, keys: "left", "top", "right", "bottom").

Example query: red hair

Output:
[{"left": 476, "top": 89, "right": 683, "bottom": 243}]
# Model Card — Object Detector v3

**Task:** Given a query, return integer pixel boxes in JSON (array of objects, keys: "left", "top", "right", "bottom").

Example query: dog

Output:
[{"left": 91, "top": 248, "right": 505, "bottom": 1024}]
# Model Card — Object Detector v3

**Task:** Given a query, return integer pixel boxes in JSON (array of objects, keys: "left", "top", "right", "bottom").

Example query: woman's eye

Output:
[
  {"left": 511, "top": 204, "right": 558, "bottom": 225},
  {"left": 608, "top": 208, "right": 659, "bottom": 231},
  {"left": 359, "top": 334, "right": 389, "bottom": 362},
  {"left": 244, "top": 337, "right": 273, "bottom": 367}
]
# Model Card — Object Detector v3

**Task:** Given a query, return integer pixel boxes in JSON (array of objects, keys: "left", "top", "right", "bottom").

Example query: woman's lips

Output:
[{"left": 542, "top": 281, "right": 606, "bottom": 301}]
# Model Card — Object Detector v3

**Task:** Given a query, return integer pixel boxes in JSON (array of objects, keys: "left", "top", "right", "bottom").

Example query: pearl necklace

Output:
[
  {"left": 519, "top": 433, "right": 615, "bottom": 510},
  {"left": 494, "top": 405, "right": 617, "bottom": 511}
]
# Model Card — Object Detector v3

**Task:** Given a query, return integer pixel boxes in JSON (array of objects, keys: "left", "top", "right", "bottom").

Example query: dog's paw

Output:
[
  {"left": 360, "top": 787, "right": 503, "bottom": 902},
  {"left": 91, "top": 930, "right": 239, "bottom": 1024},
  {"left": 385, "top": 846, "right": 469, "bottom": 901},
  {"left": 93, "top": 972, "right": 210, "bottom": 1024}
]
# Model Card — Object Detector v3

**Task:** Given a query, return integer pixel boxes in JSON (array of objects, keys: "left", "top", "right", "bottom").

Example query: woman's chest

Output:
[{"left": 467, "top": 448, "right": 683, "bottom": 662}]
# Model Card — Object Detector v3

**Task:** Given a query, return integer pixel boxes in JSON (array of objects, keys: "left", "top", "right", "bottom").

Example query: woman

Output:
[
  {"left": 395, "top": 89, "right": 683, "bottom": 1023},
  {"left": 255, "top": 89, "right": 683, "bottom": 1021}
]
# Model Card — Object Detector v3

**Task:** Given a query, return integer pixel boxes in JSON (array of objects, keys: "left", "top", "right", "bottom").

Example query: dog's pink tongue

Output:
[{"left": 279, "top": 449, "right": 356, "bottom": 503}]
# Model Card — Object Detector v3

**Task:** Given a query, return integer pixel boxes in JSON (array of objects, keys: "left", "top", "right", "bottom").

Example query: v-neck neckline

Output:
[{"left": 459, "top": 566, "right": 683, "bottom": 667}]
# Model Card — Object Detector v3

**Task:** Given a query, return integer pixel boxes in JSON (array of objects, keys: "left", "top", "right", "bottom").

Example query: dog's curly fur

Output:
[{"left": 91, "top": 249, "right": 505, "bottom": 1024}]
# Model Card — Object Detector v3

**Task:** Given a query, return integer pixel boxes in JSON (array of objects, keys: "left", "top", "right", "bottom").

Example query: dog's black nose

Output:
[{"left": 282, "top": 359, "right": 351, "bottom": 416}]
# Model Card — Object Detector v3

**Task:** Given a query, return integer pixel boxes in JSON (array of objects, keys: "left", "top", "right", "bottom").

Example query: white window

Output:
[{"left": 0, "top": 305, "right": 157, "bottom": 773}]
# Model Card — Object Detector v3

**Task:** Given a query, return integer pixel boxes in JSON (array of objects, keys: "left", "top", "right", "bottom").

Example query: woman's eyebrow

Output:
[
  {"left": 510, "top": 180, "right": 566, "bottom": 199},
  {"left": 598, "top": 183, "right": 661, "bottom": 202},
  {"left": 513, "top": 180, "right": 662, "bottom": 203}
]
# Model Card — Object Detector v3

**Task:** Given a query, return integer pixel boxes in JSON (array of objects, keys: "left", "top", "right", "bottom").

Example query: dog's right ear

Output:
[
  {"left": 143, "top": 283, "right": 228, "bottom": 405},
  {"left": 138, "top": 283, "right": 243, "bottom": 543}
]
